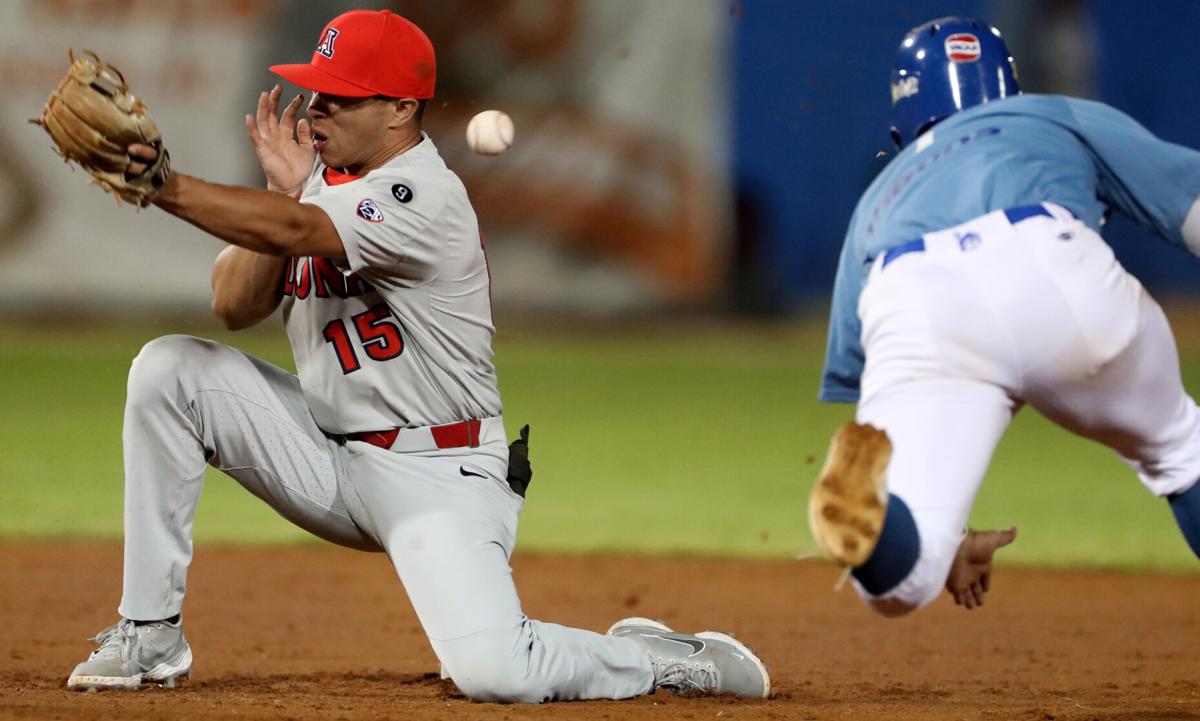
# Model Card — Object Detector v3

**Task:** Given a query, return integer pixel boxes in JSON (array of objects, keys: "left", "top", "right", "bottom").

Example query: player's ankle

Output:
[
  {"left": 1168, "top": 481, "right": 1200, "bottom": 558},
  {"left": 851, "top": 494, "right": 920, "bottom": 594},
  {"left": 131, "top": 614, "right": 181, "bottom": 626}
]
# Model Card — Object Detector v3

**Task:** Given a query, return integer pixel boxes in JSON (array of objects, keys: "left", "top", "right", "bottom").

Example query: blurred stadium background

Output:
[{"left": 1, "top": 0, "right": 1198, "bottom": 570}]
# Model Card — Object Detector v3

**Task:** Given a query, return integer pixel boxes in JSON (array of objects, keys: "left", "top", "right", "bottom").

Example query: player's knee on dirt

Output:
[
  {"left": 1169, "top": 479, "right": 1200, "bottom": 558},
  {"left": 436, "top": 623, "right": 551, "bottom": 704}
]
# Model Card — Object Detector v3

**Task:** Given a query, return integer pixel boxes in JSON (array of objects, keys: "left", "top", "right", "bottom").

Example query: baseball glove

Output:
[{"left": 31, "top": 50, "right": 170, "bottom": 207}]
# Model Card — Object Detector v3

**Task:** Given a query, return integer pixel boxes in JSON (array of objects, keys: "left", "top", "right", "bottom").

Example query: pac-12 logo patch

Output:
[
  {"left": 391, "top": 184, "right": 413, "bottom": 203},
  {"left": 316, "top": 27, "right": 339, "bottom": 58},
  {"left": 945, "top": 33, "right": 981, "bottom": 63},
  {"left": 356, "top": 199, "right": 384, "bottom": 222}
]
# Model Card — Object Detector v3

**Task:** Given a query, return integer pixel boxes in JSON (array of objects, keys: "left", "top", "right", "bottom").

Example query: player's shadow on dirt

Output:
[{"left": 192, "top": 671, "right": 450, "bottom": 694}]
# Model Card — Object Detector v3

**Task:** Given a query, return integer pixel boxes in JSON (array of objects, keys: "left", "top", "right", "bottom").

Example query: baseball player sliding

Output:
[
  {"left": 811, "top": 16, "right": 1200, "bottom": 617},
  {"left": 58, "top": 9, "right": 769, "bottom": 701}
]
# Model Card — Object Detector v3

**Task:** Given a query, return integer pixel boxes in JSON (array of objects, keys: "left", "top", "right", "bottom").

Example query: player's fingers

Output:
[
  {"left": 296, "top": 117, "right": 312, "bottom": 146},
  {"left": 280, "top": 94, "right": 303, "bottom": 130},
  {"left": 128, "top": 142, "right": 158, "bottom": 161},
  {"left": 266, "top": 84, "right": 282, "bottom": 127},
  {"left": 126, "top": 144, "right": 154, "bottom": 175},
  {"left": 981, "top": 571, "right": 991, "bottom": 593},
  {"left": 971, "top": 582, "right": 985, "bottom": 607},
  {"left": 999, "top": 526, "right": 1018, "bottom": 547},
  {"left": 245, "top": 114, "right": 262, "bottom": 147},
  {"left": 256, "top": 90, "right": 271, "bottom": 129}
]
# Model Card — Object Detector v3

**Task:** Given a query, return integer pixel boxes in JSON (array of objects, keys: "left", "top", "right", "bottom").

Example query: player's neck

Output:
[{"left": 341, "top": 127, "right": 423, "bottom": 176}]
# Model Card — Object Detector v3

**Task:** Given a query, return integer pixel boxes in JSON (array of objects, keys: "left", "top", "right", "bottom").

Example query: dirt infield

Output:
[{"left": 1, "top": 542, "right": 1197, "bottom": 721}]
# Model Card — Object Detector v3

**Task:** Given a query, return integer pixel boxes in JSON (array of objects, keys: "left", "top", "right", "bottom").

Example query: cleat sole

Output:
[{"left": 808, "top": 422, "right": 892, "bottom": 567}]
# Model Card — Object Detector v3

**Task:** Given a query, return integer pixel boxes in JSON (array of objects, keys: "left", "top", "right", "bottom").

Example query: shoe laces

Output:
[
  {"left": 650, "top": 654, "right": 719, "bottom": 694},
  {"left": 87, "top": 619, "right": 138, "bottom": 662}
]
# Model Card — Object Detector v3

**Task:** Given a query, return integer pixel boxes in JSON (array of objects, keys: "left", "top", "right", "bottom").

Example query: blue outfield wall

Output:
[
  {"left": 1091, "top": 1, "right": 1200, "bottom": 289},
  {"left": 734, "top": 1, "right": 1200, "bottom": 307}
]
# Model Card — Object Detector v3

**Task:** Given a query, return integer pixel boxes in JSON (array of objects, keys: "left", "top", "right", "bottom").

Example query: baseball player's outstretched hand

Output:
[
  {"left": 245, "top": 84, "right": 315, "bottom": 195},
  {"left": 944, "top": 527, "right": 1017, "bottom": 610}
]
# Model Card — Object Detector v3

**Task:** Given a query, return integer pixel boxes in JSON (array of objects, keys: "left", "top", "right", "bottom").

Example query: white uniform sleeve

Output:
[{"left": 302, "top": 173, "right": 449, "bottom": 284}]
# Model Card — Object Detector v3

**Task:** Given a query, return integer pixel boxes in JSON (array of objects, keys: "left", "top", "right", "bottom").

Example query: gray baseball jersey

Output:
[{"left": 285, "top": 133, "right": 502, "bottom": 433}]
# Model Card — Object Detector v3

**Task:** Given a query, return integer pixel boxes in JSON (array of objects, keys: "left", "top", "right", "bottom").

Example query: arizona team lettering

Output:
[{"left": 283, "top": 257, "right": 374, "bottom": 300}]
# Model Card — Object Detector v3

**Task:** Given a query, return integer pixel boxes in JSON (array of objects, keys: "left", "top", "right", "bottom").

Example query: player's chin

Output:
[{"left": 316, "top": 147, "right": 338, "bottom": 166}]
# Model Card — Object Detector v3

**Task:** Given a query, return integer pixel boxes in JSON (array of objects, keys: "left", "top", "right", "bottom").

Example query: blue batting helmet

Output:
[{"left": 888, "top": 17, "right": 1019, "bottom": 149}]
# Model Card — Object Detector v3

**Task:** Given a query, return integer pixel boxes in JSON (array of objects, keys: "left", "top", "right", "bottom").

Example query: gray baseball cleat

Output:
[
  {"left": 607, "top": 617, "right": 770, "bottom": 699},
  {"left": 67, "top": 618, "right": 192, "bottom": 691}
]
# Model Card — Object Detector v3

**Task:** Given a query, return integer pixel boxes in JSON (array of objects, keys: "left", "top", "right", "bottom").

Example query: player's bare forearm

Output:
[
  {"left": 211, "top": 247, "right": 287, "bottom": 331},
  {"left": 152, "top": 172, "right": 345, "bottom": 258}
]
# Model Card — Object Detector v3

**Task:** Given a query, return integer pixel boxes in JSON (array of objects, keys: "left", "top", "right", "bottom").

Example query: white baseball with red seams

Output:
[{"left": 466, "top": 110, "right": 515, "bottom": 156}]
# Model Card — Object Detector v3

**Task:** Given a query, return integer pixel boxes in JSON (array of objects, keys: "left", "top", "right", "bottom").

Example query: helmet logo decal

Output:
[
  {"left": 891, "top": 76, "right": 919, "bottom": 105},
  {"left": 316, "top": 27, "right": 339, "bottom": 59},
  {"left": 945, "top": 33, "right": 981, "bottom": 62}
]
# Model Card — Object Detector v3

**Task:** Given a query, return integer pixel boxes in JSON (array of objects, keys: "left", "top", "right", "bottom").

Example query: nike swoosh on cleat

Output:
[
  {"left": 459, "top": 466, "right": 487, "bottom": 479},
  {"left": 649, "top": 633, "right": 706, "bottom": 657}
]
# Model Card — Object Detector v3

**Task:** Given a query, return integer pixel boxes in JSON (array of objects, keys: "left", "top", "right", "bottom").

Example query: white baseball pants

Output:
[
  {"left": 118, "top": 335, "right": 652, "bottom": 702},
  {"left": 854, "top": 204, "right": 1200, "bottom": 613}
]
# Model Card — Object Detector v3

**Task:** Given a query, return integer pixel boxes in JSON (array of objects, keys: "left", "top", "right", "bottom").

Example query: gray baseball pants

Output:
[{"left": 118, "top": 334, "right": 653, "bottom": 702}]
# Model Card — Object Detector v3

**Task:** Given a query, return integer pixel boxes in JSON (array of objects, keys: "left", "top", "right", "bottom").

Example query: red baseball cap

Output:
[{"left": 269, "top": 9, "right": 435, "bottom": 98}]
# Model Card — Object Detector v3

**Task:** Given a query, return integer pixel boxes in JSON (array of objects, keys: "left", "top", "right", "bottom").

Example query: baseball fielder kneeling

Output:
[{"left": 59, "top": 9, "right": 769, "bottom": 701}]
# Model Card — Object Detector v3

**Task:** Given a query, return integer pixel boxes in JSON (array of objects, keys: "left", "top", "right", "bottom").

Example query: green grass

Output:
[{"left": 0, "top": 319, "right": 1196, "bottom": 571}]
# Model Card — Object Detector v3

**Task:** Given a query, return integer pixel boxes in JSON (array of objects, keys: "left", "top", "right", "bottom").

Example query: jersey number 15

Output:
[{"left": 321, "top": 303, "right": 404, "bottom": 374}]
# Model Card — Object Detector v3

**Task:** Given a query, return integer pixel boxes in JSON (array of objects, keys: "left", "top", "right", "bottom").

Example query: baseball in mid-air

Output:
[{"left": 466, "top": 110, "right": 515, "bottom": 156}]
